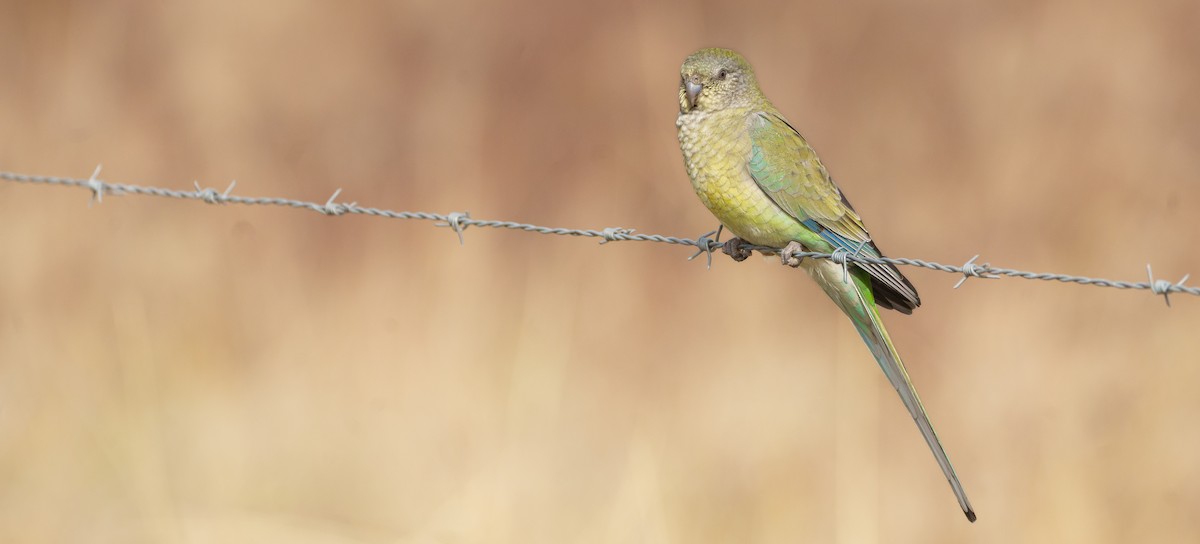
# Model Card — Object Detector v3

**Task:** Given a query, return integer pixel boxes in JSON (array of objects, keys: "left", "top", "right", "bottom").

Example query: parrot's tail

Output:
[{"left": 850, "top": 285, "right": 977, "bottom": 523}]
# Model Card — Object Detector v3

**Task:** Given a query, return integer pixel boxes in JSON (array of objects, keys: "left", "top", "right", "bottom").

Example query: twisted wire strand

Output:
[{"left": 3, "top": 168, "right": 1195, "bottom": 301}]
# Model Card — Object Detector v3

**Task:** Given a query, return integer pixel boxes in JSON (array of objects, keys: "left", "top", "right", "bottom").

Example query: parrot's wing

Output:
[{"left": 746, "top": 112, "right": 920, "bottom": 313}]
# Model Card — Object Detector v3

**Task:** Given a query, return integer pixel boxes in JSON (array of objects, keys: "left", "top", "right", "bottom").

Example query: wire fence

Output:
[{"left": 2, "top": 166, "right": 1196, "bottom": 304}]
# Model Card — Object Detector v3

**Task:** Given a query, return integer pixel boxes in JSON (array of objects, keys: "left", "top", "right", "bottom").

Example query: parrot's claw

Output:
[
  {"left": 780, "top": 241, "right": 807, "bottom": 268},
  {"left": 721, "top": 237, "right": 753, "bottom": 262}
]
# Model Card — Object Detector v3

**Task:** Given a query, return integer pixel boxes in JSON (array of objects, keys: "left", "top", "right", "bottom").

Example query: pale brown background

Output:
[{"left": 2, "top": 1, "right": 1199, "bottom": 543}]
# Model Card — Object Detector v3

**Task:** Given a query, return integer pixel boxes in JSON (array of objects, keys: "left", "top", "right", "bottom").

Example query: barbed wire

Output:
[{"left": 2, "top": 166, "right": 1196, "bottom": 304}]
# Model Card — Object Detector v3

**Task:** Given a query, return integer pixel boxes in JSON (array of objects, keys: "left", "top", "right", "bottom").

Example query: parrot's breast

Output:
[{"left": 677, "top": 109, "right": 806, "bottom": 248}]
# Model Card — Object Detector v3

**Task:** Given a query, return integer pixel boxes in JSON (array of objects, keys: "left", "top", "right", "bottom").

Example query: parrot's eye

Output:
[{"left": 717, "top": 69, "right": 729, "bottom": 80}]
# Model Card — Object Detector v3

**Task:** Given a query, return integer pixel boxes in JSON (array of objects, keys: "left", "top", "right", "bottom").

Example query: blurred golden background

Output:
[{"left": 2, "top": 0, "right": 1199, "bottom": 542}]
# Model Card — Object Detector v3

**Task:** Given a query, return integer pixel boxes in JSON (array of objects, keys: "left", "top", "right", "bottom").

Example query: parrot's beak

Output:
[{"left": 685, "top": 80, "right": 703, "bottom": 110}]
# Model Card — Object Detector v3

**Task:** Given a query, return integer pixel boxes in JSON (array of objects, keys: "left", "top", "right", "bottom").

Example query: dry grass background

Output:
[{"left": 2, "top": 0, "right": 1199, "bottom": 542}]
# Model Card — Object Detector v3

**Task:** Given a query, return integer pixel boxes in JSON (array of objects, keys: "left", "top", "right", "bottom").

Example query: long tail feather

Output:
[{"left": 849, "top": 284, "right": 976, "bottom": 522}]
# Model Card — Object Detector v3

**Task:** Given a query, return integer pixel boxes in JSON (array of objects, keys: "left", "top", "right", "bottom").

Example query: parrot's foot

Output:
[
  {"left": 780, "top": 241, "right": 807, "bottom": 268},
  {"left": 721, "top": 237, "right": 754, "bottom": 262}
]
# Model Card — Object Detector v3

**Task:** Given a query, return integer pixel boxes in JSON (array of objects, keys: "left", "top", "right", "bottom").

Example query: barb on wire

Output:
[
  {"left": 2, "top": 168, "right": 1197, "bottom": 302},
  {"left": 320, "top": 188, "right": 356, "bottom": 216},
  {"left": 86, "top": 164, "right": 105, "bottom": 205},
  {"left": 599, "top": 227, "right": 636, "bottom": 245},
  {"left": 687, "top": 226, "right": 723, "bottom": 269},
  {"left": 193, "top": 179, "right": 238, "bottom": 204},
  {"left": 436, "top": 211, "right": 471, "bottom": 244},
  {"left": 829, "top": 238, "right": 873, "bottom": 283},
  {"left": 954, "top": 255, "right": 999, "bottom": 289},
  {"left": 1146, "top": 264, "right": 1191, "bottom": 307}
]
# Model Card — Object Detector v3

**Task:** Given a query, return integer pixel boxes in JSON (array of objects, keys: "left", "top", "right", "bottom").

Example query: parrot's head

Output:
[{"left": 678, "top": 48, "right": 761, "bottom": 114}]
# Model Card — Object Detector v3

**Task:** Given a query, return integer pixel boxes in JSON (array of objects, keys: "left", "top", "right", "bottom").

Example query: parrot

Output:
[{"left": 676, "top": 47, "right": 975, "bottom": 522}]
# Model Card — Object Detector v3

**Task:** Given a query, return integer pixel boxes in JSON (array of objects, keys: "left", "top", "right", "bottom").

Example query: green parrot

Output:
[{"left": 676, "top": 47, "right": 975, "bottom": 522}]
